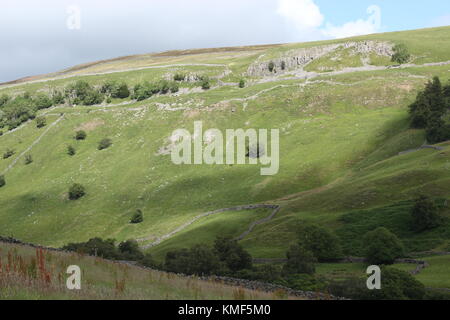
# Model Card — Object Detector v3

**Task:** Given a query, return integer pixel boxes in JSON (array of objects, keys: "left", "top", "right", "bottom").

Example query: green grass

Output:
[
  {"left": 304, "top": 47, "right": 364, "bottom": 73},
  {"left": 0, "top": 26, "right": 449, "bottom": 285},
  {"left": 397, "top": 255, "right": 450, "bottom": 289}
]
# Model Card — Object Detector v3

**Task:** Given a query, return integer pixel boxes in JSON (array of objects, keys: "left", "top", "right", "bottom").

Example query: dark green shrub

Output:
[
  {"left": 75, "top": 130, "right": 87, "bottom": 140},
  {"left": 363, "top": 227, "right": 404, "bottom": 265},
  {"left": 169, "top": 82, "right": 179, "bottom": 93},
  {"left": 297, "top": 224, "right": 343, "bottom": 262},
  {"left": 24, "top": 154, "right": 33, "bottom": 165},
  {"left": 164, "top": 245, "right": 221, "bottom": 276},
  {"left": 98, "top": 138, "right": 112, "bottom": 150},
  {"left": 36, "top": 117, "right": 46, "bottom": 128},
  {"left": 268, "top": 61, "right": 275, "bottom": 72},
  {"left": 0, "top": 94, "right": 10, "bottom": 107},
  {"left": 34, "top": 93, "right": 53, "bottom": 110},
  {"left": 200, "top": 77, "right": 211, "bottom": 90},
  {"left": 391, "top": 44, "right": 411, "bottom": 64},
  {"left": 328, "top": 267, "right": 425, "bottom": 300},
  {"left": 411, "top": 195, "right": 443, "bottom": 232},
  {"left": 52, "top": 91, "right": 65, "bottom": 105},
  {"left": 0, "top": 175, "right": 5, "bottom": 188},
  {"left": 158, "top": 80, "right": 170, "bottom": 94},
  {"left": 426, "top": 119, "right": 450, "bottom": 144},
  {"left": 282, "top": 244, "right": 316, "bottom": 275},
  {"left": 409, "top": 76, "right": 449, "bottom": 143},
  {"left": 68, "top": 183, "right": 86, "bottom": 200},
  {"left": 213, "top": 236, "right": 252, "bottom": 272},
  {"left": 281, "top": 61, "right": 286, "bottom": 70},
  {"left": 83, "top": 90, "right": 104, "bottom": 106},
  {"left": 239, "top": 79, "right": 245, "bottom": 88},
  {"left": 116, "top": 83, "right": 130, "bottom": 99},
  {"left": 174, "top": 73, "right": 185, "bottom": 81},
  {"left": 133, "top": 82, "right": 153, "bottom": 101},
  {"left": 67, "top": 145, "right": 76, "bottom": 156},
  {"left": 130, "top": 209, "right": 144, "bottom": 224},
  {"left": 118, "top": 240, "right": 144, "bottom": 261},
  {"left": 3, "top": 149, "right": 15, "bottom": 159},
  {"left": 140, "top": 253, "right": 155, "bottom": 268},
  {"left": 62, "top": 238, "right": 119, "bottom": 259}
]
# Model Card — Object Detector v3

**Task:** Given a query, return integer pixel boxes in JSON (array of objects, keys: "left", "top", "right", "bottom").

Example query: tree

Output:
[
  {"left": 369, "top": 268, "right": 425, "bottom": 300},
  {"left": 426, "top": 117, "right": 450, "bottom": 144},
  {"left": 116, "top": 83, "right": 130, "bottom": 99},
  {"left": 409, "top": 76, "right": 450, "bottom": 144},
  {"left": 283, "top": 244, "right": 316, "bottom": 275},
  {"left": 411, "top": 195, "right": 442, "bottom": 232},
  {"left": 158, "top": 80, "right": 170, "bottom": 94},
  {"left": 297, "top": 224, "right": 343, "bottom": 262},
  {"left": 0, "top": 175, "right": 5, "bottom": 188},
  {"left": 200, "top": 77, "right": 211, "bottom": 90},
  {"left": 0, "top": 94, "right": 10, "bottom": 107},
  {"left": 268, "top": 61, "right": 275, "bottom": 72},
  {"left": 24, "top": 154, "right": 33, "bottom": 165},
  {"left": 187, "top": 245, "right": 221, "bottom": 276},
  {"left": 3, "top": 149, "right": 15, "bottom": 159},
  {"left": 82, "top": 90, "right": 104, "bottom": 106},
  {"left": 118, "top": 240, "right": 144, "bottom": 261},
  {"left": 68, "top": 183, "right": 86, "bottom": 200},
  {"left": 51, "top": 90, "right": 65, "bottom": 105},
  {"left": 214, "top": 236, "right": 252, "bottom": 272},
  {"left": 363, "top": 227, "right": 404, "bottom": 265},
  {"left": 75, "top": 130, "right": 87, "bottom": 140},
  {"left": 63, "top": 238, "right": 119, "bottom": 259},
  {"left": 328, "top": 268, "right": 425, "bottom": 300},
  {"left": 34, "top": 93, "right": 53, "bottom": 110},
  {"left": 98, "top": 138, "right": 112, "bottom": 150},
  {"left": 169, "top": 82, "right": 179, "bottom": 93},
  {"left": 391, "top": 44, "right": 410, "bottom": 64},
  {"left": 281, "top": 61, "right": 286, "bottom": 70},
  {"left": 67, "top": 145, "right": 76, "bottom": 156},
  {"left": 36, "top": 117, "right": 46, "bottom": 128},
  {"left": 130, "top": 209, "right": 144, "bottom": 224},
  {"left": 239, "top": 79, "right": 246, "bottom": 88},
  {"left": 140, "top": 253, "right": 155, "bottom": 268},
  {"left": 165, "top": 245, "right": 221, "bottom": 276},
  {"left": 174, "top": 73, "right": 185, "bottom": 81}
]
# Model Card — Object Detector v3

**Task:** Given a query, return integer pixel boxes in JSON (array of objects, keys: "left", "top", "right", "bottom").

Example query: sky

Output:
[{"left": 1, "top": 0, "right": 450, "bottom": 83}]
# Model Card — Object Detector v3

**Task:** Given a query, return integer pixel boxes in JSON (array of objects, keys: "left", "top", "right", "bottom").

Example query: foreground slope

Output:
[{"left": 0, "top": 241, "right": 302, "bottom": 300}]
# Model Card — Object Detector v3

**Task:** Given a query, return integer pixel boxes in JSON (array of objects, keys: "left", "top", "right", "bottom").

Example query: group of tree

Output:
[
  {"left": 164, "top": 236, "right": 252, "bottom": 276},
  {"left": 409, "top": 76, "right": 450, "bottom": 143},
  {"left": 62, "top": 238, "right": 154, "bottom": 267},
  {"left": 132, "top": 80, "right": 179, "bottom": 101},
  {"left": 0, "top": 75, "right": 186, "bottom": 132}
]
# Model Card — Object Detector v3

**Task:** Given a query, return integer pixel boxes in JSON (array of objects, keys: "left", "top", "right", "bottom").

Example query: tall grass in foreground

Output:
[{"left": 0, "top": 243, "right": 302, "bottom": 300}]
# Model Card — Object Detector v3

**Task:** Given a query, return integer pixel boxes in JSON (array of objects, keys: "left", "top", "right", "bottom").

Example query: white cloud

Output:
[
  {"left": 322, "top": 5, "right": 382, "bottom": 39},
  {"left": 277, "top": 0, "right": 324, "bottom": 30},
  {"left": 277, "top": 1, "right": 382, "bottom": 40}
]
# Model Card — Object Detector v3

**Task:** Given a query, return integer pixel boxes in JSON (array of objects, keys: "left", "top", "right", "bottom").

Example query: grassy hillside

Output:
[{"left": 0, "top": 26, "right": 449, "bottom": 272}]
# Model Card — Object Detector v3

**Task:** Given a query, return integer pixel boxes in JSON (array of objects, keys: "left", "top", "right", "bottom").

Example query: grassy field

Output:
[{"left": 0, "top": 26, "right": 450, "bottom": 293}]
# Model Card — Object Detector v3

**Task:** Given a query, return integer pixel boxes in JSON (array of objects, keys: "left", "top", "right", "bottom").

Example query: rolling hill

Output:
[{"left": 0, "top": 25, "right": 449, "bottom": 276}]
